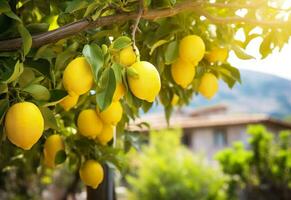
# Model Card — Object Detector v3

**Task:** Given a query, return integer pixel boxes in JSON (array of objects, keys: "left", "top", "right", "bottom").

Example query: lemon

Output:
[
  {"left": 79, "top": 160, "right": 104, "bottom": 189},
  {"left": 43, "top": 134, "right": 64, "bottom": 168},
  {"left": 59, "top": 95, "right": 79, "bottom": 111},
  {"left": 198, "top": 73, "right": 219, "bottom": 99},
  {"left": 96, "top": 124, "right": 114, "bottom": 145},
  {"left": 179, "top": 35, "right": 205, "bottom": 64},
  {"left": 171, "top": 58, "right": 196, "bottom": 88},
  {"left": 119, "top": 46, "right": 136, "bottom": 66},
  {"left": 205, "top": 47, "right": 228, "bottom": 63},
  {"left": 127, "top": 61, "right": 161, "bottom": 102},
  {"left": 77, "top": 109, "right": 103, "bottom": 139},
  {"left": 5, "top": 102, "right": 44, "bottom": 150},
  {"left": 99, "top": 101, "right": 123, "bottom": 125},
  {"left": 63, "top": 57, "right": 93, "bottom": 96},
  {"left": 113, "top": 83, "right": 125, "bottom": 101},
  {"left": 171, "top": 94, "right": 180, "bottom": 106}
]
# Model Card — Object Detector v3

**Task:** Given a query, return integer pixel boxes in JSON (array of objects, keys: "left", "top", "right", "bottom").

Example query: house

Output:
[{"left": 130, "top": 104, "right": 291, "bottom": 161}]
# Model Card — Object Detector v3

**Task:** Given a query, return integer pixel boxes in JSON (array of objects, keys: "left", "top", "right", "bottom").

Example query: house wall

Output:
[{"left": 186, "top": 123, "right": 288, "bottom": 161}]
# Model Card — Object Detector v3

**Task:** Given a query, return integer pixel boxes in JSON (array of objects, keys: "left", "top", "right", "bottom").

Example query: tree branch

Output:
[{"left": 0, "top": 0, "right": 288, "bottom": 51}]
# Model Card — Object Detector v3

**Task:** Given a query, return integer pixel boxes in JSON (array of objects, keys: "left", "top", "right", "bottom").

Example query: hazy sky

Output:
[{"left": 228, "top": 37, "right": 291, "bottom": 80}]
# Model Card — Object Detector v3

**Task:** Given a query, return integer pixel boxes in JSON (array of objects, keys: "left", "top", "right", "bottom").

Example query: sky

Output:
[{"left": 229, "top": 39, "right": 291, "bottom": 80}]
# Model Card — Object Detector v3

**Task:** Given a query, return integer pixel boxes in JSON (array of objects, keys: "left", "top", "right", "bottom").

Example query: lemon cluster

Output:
[
  {"left": 171, "top": 35, "right": 224, "bottom": 100},
  {"left": 119, "top": 45, "right": 161, "bottom": 102},
  {"left": 60, "top": 57, "right": 94, "bottom": 111}
]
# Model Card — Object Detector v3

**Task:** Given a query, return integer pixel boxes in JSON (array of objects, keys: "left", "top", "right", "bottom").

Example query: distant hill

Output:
[{"left": 189, "top": 70, "right": 291, "bottom": 118}]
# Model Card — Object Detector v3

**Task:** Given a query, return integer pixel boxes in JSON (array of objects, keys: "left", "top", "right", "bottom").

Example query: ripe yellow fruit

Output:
[
  {"left": 119, "top": 46, "right": 136, "bottom": 66},
  {"left": 77, "top": 109, "right": 103, "bottom": 139},
  {"left": 112, "top": 83, "right": 125, "bottom": 101},
  {"left": 44, "top": 134, "right": 64, "bottom": 168},
  {"left": 5, "top": 102, "right": 44, "bottom": 150},
  {"left": 79, "top": 160, "right": 104, "bottom": 189},
  {"left": 198, "top": 73, "right": 219, "bottom": 99},
  {"left": 63, "top": 57, "right": 93, "bottom": 96},
  {"left": 59, "top": 95, "right": 79, "bottom": 111},
  {"left": 171, "top": 94, "right": 179, "bottom": 106},
  {"left": 96, "top": 124, "right": 114, "bottom": 145},
  {"left": 179, "top": 35, "right": 205, "bottom": 64},
  {"left": 99, "top": 101, "right": 123, "bottom": 125},
  {"left": 171, "top": 58, "right": 196, "bottom": 88},
  {"left": 127, "top": 61, "right": 161, "bottom": 102},
  {"left": 205, "top": 47, "right": 228, "bottom": 63}
]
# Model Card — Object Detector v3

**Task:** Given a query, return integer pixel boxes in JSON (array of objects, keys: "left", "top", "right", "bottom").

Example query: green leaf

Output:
[
  {"left": 26, "top": 23, "right": 49, "bottom": 34},
  {"left": 4, "top": 11, "right": 21, "bottom": 22},
  {"left": 96, "top": 68, "right": 116, "bottom": 111},
  {"left": 55, "top": 150, "right": 66, "bottom": 165},
  {"left": 164, "top": 40, "right": 179, "bottom": 65},
  {"left": 83, "top": 44, "right": 104, "bottom": 82},
  {"left": 17, "top": 24, "right": 32, "bottom": 56},
  {"left": 55, "top": 50, "right": 77, "bottom": 69},
  {"left": 24, "top": 58, "right": 51, "bottom": 76},
  {"left": 260, "top": 34, "right": 272, "bottom": 59},
  {"left": 112, "top": 36, "right": 132, "bottom": 50},
  {"left": 126, "top": 67, "right": 139, "bottom": 79},
  {"left": 18, "top": 68, "right": 35, "bottom": 88},
  {"left": 0, "top": 99, "right": 9, "bottom": 124},
  {"left": 232, "top": 45, "right": 254, "bottom": 60},
  {"left": 65, "top": 0, "right": 88, "bottom": 13},
  {"left": 34, "top": 44, "right": 56, "bottom": 61},
  {"left": 0, "top": 83, "right": 8, "bottom": 94},
  {"left": 150, "top": 39, "right": 169, "bottom": 55},
  {"left": 0, "top": 1, "right": 10, "bottom": 13},
  {"left": 112, "top": 63, "right": 123, "bottom": 83},
  {"left": 23, "top": 84, "right": 51, "bottom": 101},
  {"left": 41, "top": 90, "right": 68, "bottom": 107},
  {"left": 39, "top": 107, "right": 58, "bottom": 130},
  {"left": 0, "top": 60, "right": 24, "bottom": 84},
  {"left": 84, "top": 2, "right": 99, "bottom": 17}
]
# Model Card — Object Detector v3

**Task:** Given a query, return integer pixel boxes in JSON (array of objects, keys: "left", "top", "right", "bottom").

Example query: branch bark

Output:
[{"left": 0, "top": 0, "right": 288, "bottom": 51}]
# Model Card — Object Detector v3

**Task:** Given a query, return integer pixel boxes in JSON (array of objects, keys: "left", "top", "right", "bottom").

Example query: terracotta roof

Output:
[{"left": 129, "top": 113, "right": 291, "bottom": 131}]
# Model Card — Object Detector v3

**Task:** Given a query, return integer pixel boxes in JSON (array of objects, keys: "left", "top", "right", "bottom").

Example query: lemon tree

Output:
[{"left": 0, "top": 0, "right": 290, "bottom": 198}]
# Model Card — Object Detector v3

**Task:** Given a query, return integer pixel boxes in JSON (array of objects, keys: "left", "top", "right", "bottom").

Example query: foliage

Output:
[
  {"left": 216, "top": 125, "right": 291, "bottom": 200},
  {"left": 127, "top": 129, "right": 226, "bottom": 200},
  {"left": 0, "top": 0, "right": 290, "bottom": 195}
]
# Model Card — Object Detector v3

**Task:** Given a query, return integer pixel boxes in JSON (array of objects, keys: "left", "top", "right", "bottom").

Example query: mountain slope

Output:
[{"left": 189, "top": 70, "right": 291, "bottom": 118}]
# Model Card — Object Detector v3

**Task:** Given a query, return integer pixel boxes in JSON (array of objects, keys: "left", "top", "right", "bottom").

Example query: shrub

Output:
[{"left": 127, "top": 129, "right": 226, "bottom": 200}]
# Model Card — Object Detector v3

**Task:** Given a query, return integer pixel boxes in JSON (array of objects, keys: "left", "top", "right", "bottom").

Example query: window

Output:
[
  {"left": 181, "top": 130, "right": 192, "bottom": 147},
  {"left": 213, "top": 129, "right": 227, "bottom": 147}
]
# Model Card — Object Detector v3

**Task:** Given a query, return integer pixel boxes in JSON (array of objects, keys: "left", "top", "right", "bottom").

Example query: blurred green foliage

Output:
[
  {"left": 216, "top": 125, "right": 291, "bottom": 200},
  {"left": 127, "top": 129, "right": 226, "bottom": 200}
]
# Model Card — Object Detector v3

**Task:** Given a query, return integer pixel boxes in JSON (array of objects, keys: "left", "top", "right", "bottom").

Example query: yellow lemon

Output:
[
  {"left": 43, "top": 134, "right": 64, "bottom": 168},
  {"left": 79, "top": 160, "right": 104, "bottom": 189},
  {"left": 198, "top": 73, "right": 219, "bottom": 99},
  {"left": 127, "top": 61, "right": 161, "bottom": 102},
  {"left": 77, "top": 109, "right": 103, "bottom": 139},
  {"left": 63, "top": 57, "right": 93, "bottom": 96},
  {"left": 113, "top": 83, "right": 125, "bottom": 101},
  {"left": 5, "top": 102, "right": 44, "bottom": 150},
  {"left": 59, "top": 95, "right": 79, "bottom": 111},
  {"left": 171, "top": 94, "right": 180, "bottom": 106},
  {"left": 171, "top": 58, "right": 196, "bottom": 88},
  {"left": 205, "top": 47, "right": 228, "bottom": 63},
  {"left": 96, "top": 124, "right": 114, "bottom": 145},
  {"left": 179, "top": 35, "right": 205, "bottom": 64},
  {"left": 99, "top": 101, "right": 123, "bottom": 125},
  {"left": 119, "top": 46, "right": 136, "bottom": 66}
]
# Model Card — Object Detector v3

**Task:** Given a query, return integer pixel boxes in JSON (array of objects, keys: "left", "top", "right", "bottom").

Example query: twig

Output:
[{"left": 131, "top": 0, "right": 144, "bottom": 60}]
